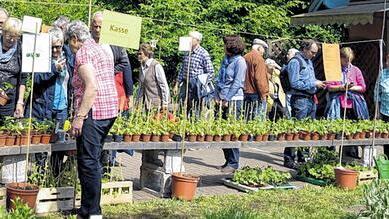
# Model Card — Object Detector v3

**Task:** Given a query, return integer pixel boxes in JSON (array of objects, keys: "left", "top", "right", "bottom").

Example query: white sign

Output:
[
  {"left": 179, "top": 37, "right": 192, "bottom": 52},
  {"left": 22, "top": 33, "right": 51, "bottom": 73},
  {"left": 22, "top": 16, "right": 42, "bottom": 34}
]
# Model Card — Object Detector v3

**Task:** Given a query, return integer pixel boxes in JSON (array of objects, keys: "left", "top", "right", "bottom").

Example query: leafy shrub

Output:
[
  {"left": 362, "top": 180, "right": 389, "bottom": 218},
  {"left": 233, "top": 166, "right": 291, "bottom": 187}
]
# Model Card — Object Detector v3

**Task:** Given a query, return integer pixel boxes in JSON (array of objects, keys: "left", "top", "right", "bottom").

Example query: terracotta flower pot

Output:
[
  {"left": 303, "top": 133, "right": 311, "bottom": 141},
  {"left": 359, "top": 132, "right": 366, "bottom": 139},
  {"left": 132, "top": 134, "right": 141, "bottom": 142},
  {"left": 328, "top": 133, "right": 336, "bottom": 140},
  {"left": 375, "top": 132, "right": 381, "bottom": 138},
  {"left": 123, "top": 134, "right": 132, "bottom": 142},
  {"left": 239, "top": 134, "right": 249, "bottom": 142},
  {"left": 196, "top": 135, "right": 205, "bottom": 142},
  {"left": 254, "top": 135, "right": 263, "bottom": 141},
  {"left": 311, "top": 133, "right": 319, "bottom": 141},
  {"left": 161, "top": 134, "right": 170, "bottom": 142},
  {"left": 334, "top": 167, "right": 358, "bottom": 190},
  {"left": 231, "top": 135, "right": 238, "bottom": 141},
  {"left": 141, "top": 134, "right": 151, "bottom": 142},
  {"left": 205, "top": 135, "right": 213, "bottom": 142},
  {"left": 171, "top": 173, "right": 199, "bottom": 201},
  {"left": 277, "top": 133, "right": 285, "bottom": 141},
  {"left": 213, "top": 135, "right": 221, "bottom": 142},
  {"left": 381, "top": 133, "right": 389, "bottom": 138},
  {"left": 346, "top": 134, "right": 353, "bottom": 140},
  {"left": 366, "top": 132, "right": 372, "bottom": 138},
  {"left": 293, "top": 133, "right": 299, "bottom": 141},
  {"left": 319, "top": 134, "right": 327, "bottom": 140},
  {"left": 20, "top": 135, "right": 29, "bottom": 145},
  {"left": 188, "top": 134, "right": 197, "bottom": 142},
  {"left": 151, "top": 134, "right": 161, "bottom": 142},
  {"left": 262, "top": 134, "right": 269, "bottom": 141},
  {"left": 41, "top": 134, "right": 51, "bottom": 144},
  {"left": 0, "top": 93, "right": 9, "bottom": 106},
  {"left": 222, "top": 134, "right": 231, "bottom": 141},
  {"left": 0, "top": 135, "right": 6, "bottom": 146},
  {"left": 353, "top": 133, "right": 360, "bottom": 140},
  {"left": 6, "top": 182, "right": 39, "bottom": 210},
  {"left": 5, "top": 135, "right": 16, "bottom": 146},
  {"left": 31, "top": 135, "right": 41, "bottom": 145},
  {"left": 285, "top": 133, "right": 294, "bottom": 141},
  {"left": 14, "top": 135, "right": 21, "bottom": 146}
]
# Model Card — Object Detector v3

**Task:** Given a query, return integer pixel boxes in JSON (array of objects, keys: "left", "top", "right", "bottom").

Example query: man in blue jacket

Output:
[{"left": 283, "top": 39, "right": 326, "bottom": 169}]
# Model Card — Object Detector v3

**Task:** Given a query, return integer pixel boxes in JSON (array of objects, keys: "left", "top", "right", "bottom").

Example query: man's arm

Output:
[
  {"left": 288, "top": 59, "right": 316, "bottom": 91},
  {"left": 155, "top": 64, "right": 170, "bottom": 108},
  {"left": 203, "top": 52, "right": 214, "bottom": 80},
  {"left": 75, "top": 64, "right": 98, "bottom": 117},
  {"left": 225, "top": 59, "right": 247, "bottom": 101},
  {"left": 254, "top": 59, "right": 269, "bottom": 100}
]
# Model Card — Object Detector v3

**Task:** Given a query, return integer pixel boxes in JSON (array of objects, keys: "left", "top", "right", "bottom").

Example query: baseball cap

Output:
[{"left": 252, "top": 38, "right": 268, "bottom": 49}]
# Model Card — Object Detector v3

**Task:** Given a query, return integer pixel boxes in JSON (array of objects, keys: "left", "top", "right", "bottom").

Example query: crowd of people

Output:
[{"left": 1, "top": 7, "right": 389, "bottom": 218}]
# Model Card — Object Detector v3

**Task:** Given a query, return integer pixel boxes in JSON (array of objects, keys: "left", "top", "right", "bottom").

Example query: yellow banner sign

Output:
[
  {"left": 100, "top": 10, "right": 142, "bottom": 50},
  {"left": 322, "top": 43, "right": 342, "bottom": 81}
]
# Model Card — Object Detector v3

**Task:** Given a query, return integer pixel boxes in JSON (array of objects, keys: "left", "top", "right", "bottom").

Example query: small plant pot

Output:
[
  {"left": 359, "top": 132, "right": 366, "bottom": 139},
  {"left": 254, "top": 135, "right": 263, "bottom": 141},
  {"left": 213, "top": 135, "right": 221, "bottom": 142},
  {"left": 328, "top": 133, "right": 336, "bottom": 140},
  {"left": 31, "top": 135, "right": 41, "bottom": 144},
  {"left": 375, "top": 132, "right": 381, "bottom": 138},
  {"left": 0, "top": 135, "right": 6, "bottom": 146},
  {"left": 231, "top": 135, "right": 238, "bottom": 141},
  {"left": 0, "top": 92, "right": 9, "bottom": 106},
  {"left": 353, "top": 133, "right": 360, "bottom": 140},
  {"left": 171, "top": 173, "right": 199, "bottom": 201},
  {"left": 334, "top": 167, "right": 358, "bottom": 190},
  {"left": 123, "top": 134, "right": 132, "bottom": 142},
  {"left": 141, "top": 134, "right": 151, "bottom": 142},
  {"left": 41, "top": 134, "right": 51, "bottom": 144},
  {"left": 113, "top": 134, "right": 123, "bottom": 142},
  {"left": 303, "top": 133, "right": 311, "bottom": 141},
  {"left": 151, "top": 134, "right": 161, "bottom": 142},
  {"left": 132, "top": 134, "right": 141, "bottom": 142},
  {"left": 345, "top": 134, "right": 353, "bottom": 140},
  {"left": 196, "top": 135, "right": 205, "bottom": 142},
  {"left": 268, "top": 134, "right": 276, "bottom": 141},
  {"left": 205, "top": 135, "right": 213, "bottom": 142},
  {"left": 285, "top": 133, "right": 294, "bottom": 141},
  {"left": 6, "top": 182, "right": 39, "bottom": 210},
  {"left": 20, "top": 135, "right": 29, "bottom": 145},
  {"left": 239, "top": 134, "right": 249, "bottom": 142},
  {"left": 366, "top": 132, "right": 372, "bottom": 138},
  {"left": 335, "top": 133, "right": 342, "bottom": 140},
  {"left": 187, "top": 135, "right": 197, "bottom": 142},
  {"left": 104, "top": 135, "right": 113, "bottom": 143},
  {"left": 14, "top": 135, "right": 21, "bottom": 146},
  {"left": 222, "top": 134, "right": 231, "bottom": 142},
  {"left": 311, "top": 132, "right": 319, "bottom": 141},
  {"left": 319, "top": 134, "right": 327, "bottom": 140},
  {"left": 161, "top": 134, "right": 170, "bottom": 142},
  {"left": 5, "top": 135, "right": 16, "bottom": 146},
  {"left": 381, "top": 133, "right": 389, "bottom": 138},
  {"left": 293, "top": 133, "right": 299, "bottom": 141},
  {"left": 262, "top": 134, "right": 269, "bottom": 141},
  {"left": 277, "top": 133, "right": 285, "bottom": 141}
]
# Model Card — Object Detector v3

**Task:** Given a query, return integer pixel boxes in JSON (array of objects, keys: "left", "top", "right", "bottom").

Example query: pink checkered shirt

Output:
[{"left": 73, "top": 39, "right": 118, "bottom": 120}]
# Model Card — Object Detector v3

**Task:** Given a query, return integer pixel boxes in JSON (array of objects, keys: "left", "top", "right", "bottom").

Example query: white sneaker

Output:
[{"left": 89, "top": 215, "right": 102, "bottom": 219}]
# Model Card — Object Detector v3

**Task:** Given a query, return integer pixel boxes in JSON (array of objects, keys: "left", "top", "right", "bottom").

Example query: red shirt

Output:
[{"left": 73, "top": 39, "right": 118, "bottom": 120}]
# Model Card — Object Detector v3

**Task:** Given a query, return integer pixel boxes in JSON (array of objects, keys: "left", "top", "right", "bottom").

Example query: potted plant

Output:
[
  {"left": 0, "top": 82, "right": 13, "bottom": 106},
  {"left": 171, "top": 172, "right": 199, "bottom": 201}
]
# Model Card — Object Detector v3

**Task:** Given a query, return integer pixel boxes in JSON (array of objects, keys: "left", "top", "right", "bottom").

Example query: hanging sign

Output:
[
  {"left": 22, "top": 33, "right": 51, "bottom": 73},
  {"left": 322, "top": 43, "right": 342, "bottom": 81},
  {"left": 179, "top": 37, "right": 192, "bottom": 52}
]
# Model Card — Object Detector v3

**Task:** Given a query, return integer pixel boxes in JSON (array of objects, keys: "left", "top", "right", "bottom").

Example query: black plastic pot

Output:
[
  {"left": 172, "top": 134, "right": 183, "bottom": 142},
  {"left": 105, "top": 135, "right": 113, "bottom": 143},
  {"left": 268, "top": 134, "right": 276, "bottom": 141},
  {"left": 113, "top": 134, "right": 123, "bottom": 142},
  {"left": 335, "top": 133, "right": 342, "bottom": 140}
]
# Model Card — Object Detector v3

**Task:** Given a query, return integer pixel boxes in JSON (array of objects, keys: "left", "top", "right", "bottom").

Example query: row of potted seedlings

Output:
[
  {"left": 0, "top": 117, "right": 54, "bottom": 146},
  {"left": 107, "top": 114, "right": 389, "bottom": 143}
]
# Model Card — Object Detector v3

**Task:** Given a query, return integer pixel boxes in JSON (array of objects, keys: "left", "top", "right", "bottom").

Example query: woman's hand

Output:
[{"left": 14, "top": 103, "right": 24, "bottom": 118}]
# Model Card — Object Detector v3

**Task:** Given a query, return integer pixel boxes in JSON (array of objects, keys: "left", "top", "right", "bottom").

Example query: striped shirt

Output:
[
  {"left": 177, "top": 46, "right": 214, "bottom": 83},
  {"left": 73, "top": 39, "right": 118, "bottom": 120}
]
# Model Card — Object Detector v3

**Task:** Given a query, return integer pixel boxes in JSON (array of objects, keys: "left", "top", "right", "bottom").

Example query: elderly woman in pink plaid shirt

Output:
[{"left": 66, "top": 20, "right": 118, "bottom": 219}]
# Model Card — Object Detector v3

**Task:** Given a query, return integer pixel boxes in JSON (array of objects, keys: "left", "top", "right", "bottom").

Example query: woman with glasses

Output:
[
  {"left": 26, "top": 27, "right": 73, "bottom": 176},
  {"left": 0, "top": 17, "right": 26, "bottom": 119}
]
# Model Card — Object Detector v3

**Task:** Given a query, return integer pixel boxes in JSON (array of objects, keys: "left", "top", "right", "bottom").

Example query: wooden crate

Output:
[
  {"left": 0, "top": 187, "right": 6, "bottom": 207},
  {"left": 75, "top": 181, "right": 133, "bottom": 207},
  {"left": 36, "top": 187, "right": 74, "bottom": 214},
  {"left": 358, "top": 170, "right": 378, "bottom": 185}
]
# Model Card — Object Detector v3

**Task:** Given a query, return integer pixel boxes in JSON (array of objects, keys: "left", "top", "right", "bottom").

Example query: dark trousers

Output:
[
  {"left": 383, "top": 114, "right": 389, "bottom": 157},
  {"left": 284, "top": 95, "right": 316, "bottom": 162},
  {"left": 77, "top": 114, "right": 116, "bottom": 217},
  {"left": 217, "top": 100, "right": 242, "bottom": 169}
]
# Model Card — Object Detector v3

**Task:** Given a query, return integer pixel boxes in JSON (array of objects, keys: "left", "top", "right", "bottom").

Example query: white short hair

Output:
[
  {"left": 65, "top": 20, "right": 91, "bottom": 42},
  {"left": 49, "top": 27, "right": 64, "bottom": 43},
  {"left": 189, "top": 31, "right": 202, "bottom": 41},
  {"left": 288, "top": 48, "right": 299, "bottom": 55}
]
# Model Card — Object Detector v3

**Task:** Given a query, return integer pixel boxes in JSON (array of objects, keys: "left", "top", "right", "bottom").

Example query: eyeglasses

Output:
[{"left": 52, "top": 45, "right": 63, "bottom": 50}]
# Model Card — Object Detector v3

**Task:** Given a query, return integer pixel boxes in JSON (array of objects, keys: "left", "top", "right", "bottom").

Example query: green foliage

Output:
[
  {"left": 0, "top": 198, "right": 36, "bottom": 219},
  {"left": 362, "top": 180, "right": 389, "bottom": 218},
  {"left": 204, "top": 205, "right": 259, "bottom": 219},
  {"left": 233, "top": 166, "right": 291, "bottom": 186}
]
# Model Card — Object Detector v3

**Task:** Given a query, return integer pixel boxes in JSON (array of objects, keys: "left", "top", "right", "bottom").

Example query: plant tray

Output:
[
  {"left": 222, "top": 178, "right": 297, "bottom": 193},
  {"left": 36, "top": 187, "right": 74, "bottom": 214},
  {"left": 295, "top": 175, "right": 332, "bottom": 186},
  {"left": 76, "top": 181, "right": 132, "bottom": 207},
  {"left": 358, "top": 170, "right": 378, "bottom": 185}
]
